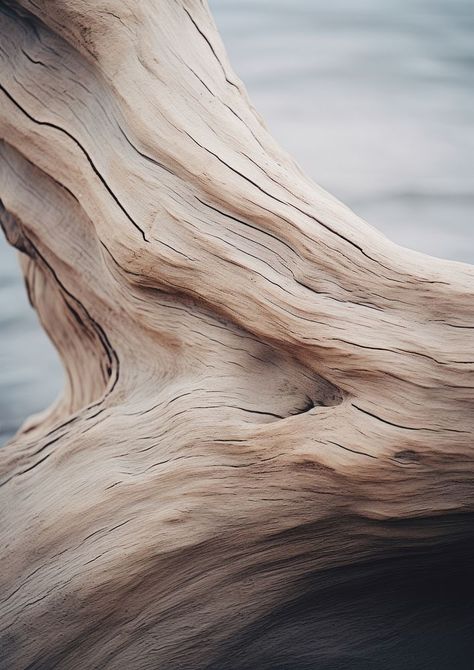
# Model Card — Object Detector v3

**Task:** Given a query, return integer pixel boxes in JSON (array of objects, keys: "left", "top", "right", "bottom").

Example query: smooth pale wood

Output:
[{"left": 1, "top": 1, "right": 473, "bottom": 668}]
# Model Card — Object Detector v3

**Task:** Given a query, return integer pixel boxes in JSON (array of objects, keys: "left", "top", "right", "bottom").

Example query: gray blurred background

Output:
[{"left": 1, "top": 0, "right": 473, "bottom": 443}]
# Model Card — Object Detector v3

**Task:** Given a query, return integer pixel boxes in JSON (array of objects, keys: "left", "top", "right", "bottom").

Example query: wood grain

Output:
[{"left": 1, "top": 2, "right": 473, "bottom": 668}]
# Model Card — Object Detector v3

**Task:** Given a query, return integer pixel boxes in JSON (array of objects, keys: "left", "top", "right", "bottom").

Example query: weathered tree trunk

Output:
[{"left": 1, "top": 1, "right": 473, "bottom": 668}]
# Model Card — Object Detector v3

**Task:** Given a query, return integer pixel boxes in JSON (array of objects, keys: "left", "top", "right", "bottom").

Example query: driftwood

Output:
[{"left": 1, "top": 1, "right": 473, "bottom": 668}]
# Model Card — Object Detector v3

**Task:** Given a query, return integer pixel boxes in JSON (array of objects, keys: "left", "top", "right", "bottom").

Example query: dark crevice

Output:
[
  {"left": 10, "top": 452, "right": 51, "bottom": 480},
  {"left": 185, "top": 132, "right": 402, "bottom": 276},
  {"left": 20, "top": 47, "right": 51, "bottom": 69},
  {"left": 352, "top": 403, "right": 468, "bottom": 434},
  {"left": 194, "top": 198, "right": 389, "bottom": 314},
  {"left": 117, "top": 124, "right": 175, "bottom": 176},
  {"left": 0, "top": 203, "right": 120, "bottom": 483},
  {"left": 0, "top": 82, "right": 148, "bottom": 241},
  {"left": 177, "top": 54, "right": 267, "bottom": 153},
  {"left": 294, "top": 395, "right": 315, "bottom": 414},
  {"left": 182, "top": 6, "right": 239, "bottom": 90},
  {"left": 327, "top": 439, "right": 377, "bottom": 460},
  {"left": 329, "top": 336, "right": 465, "bottom": 368},
  {"left": 394, "top": 449, "right": 420, "bottom": 463},
  {"left": 431, "top": 320, "right": 474, "bottom": 329},
  {"left": 195, "top": 196, "right": 298, "bottom": 259}
]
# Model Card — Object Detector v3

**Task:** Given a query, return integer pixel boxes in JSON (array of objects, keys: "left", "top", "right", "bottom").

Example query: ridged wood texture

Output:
[{"left": 1, "top": 2, "right": 473, "bottom": 668}]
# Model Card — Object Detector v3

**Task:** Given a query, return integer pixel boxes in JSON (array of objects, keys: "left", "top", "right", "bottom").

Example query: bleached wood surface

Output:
[{"left": 1, "top": 1, "right": 473, "bottom": 668}]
